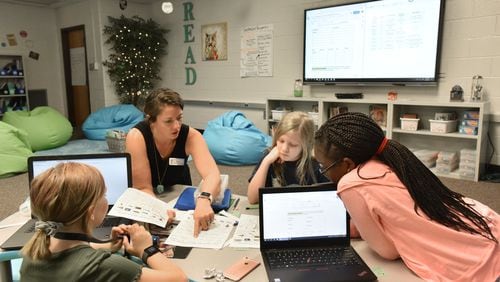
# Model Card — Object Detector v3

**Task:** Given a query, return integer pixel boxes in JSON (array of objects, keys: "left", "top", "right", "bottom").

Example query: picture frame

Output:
[{"left": 201, "top": 22, "right": 228, "bottom": 61}]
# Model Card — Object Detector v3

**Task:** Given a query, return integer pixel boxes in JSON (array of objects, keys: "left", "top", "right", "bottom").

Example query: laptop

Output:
[
  {"left": 1, "top": 153, "right": 133, "bottom": 250},
  {"left": 259, "top": 183, "right": 377, "bottom": 282}
]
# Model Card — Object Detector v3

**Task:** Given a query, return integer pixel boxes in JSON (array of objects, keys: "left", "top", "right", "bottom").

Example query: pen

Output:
[
  {"left": 245, "top": 205, "right": 259, "bottom": 210},
  {"left": 233, "top": 198, "right": 240, "bottom": 210}
]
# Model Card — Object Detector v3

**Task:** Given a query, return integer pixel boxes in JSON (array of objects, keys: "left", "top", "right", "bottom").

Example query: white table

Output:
[{"left": 1, "top": 186, "right": 422, "bottom": 282}]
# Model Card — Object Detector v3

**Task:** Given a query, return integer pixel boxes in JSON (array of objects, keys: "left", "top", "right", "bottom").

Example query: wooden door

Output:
[{"left": 61, "top": 25, "right": 90, "bottom": 136}]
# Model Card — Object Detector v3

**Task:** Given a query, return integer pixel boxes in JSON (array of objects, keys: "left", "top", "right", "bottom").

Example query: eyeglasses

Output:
[{"left": 318, "top": 159, "right": 340, "bottom": 176}]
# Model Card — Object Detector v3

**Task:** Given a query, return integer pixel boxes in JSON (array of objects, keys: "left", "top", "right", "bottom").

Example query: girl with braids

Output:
[
  {"left": 314, "top": 112, "right": 499, "bottom": 281},
  {"left": 21, "top": 162, "right": 187, "bottom": 282},
  {"left": 247, "top": 111, "right": 328, "bottom": 204}
]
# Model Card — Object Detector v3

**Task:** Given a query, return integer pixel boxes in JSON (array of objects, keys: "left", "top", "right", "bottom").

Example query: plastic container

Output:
[
  {"left": 400, "top": 118, "right": 419, "bottom": 131},
  {"left": 437, "top": 151, "right": 458, "bottom": 164},
  {"left": 271, "top": 110, "right": 290, "bottom": 120},
  {"left": 460, "top": 149, "right": 476, "bottom": 160},
  {"left": 429, "top": 119, "right": 457, "bottom": 133},
  {"left": 293, "top": 79, "right": 303, "bottom": 97}
]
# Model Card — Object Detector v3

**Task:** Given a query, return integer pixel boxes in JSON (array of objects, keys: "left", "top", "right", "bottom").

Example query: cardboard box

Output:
[{"left": 458, "top": 125, "right": 478, "bottom": 135}]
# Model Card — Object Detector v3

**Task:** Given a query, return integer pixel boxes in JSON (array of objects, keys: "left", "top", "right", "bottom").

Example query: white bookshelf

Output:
[
  {"left": 0, "top": 54, "right": 29, "bottom": 117},
  {"left": 267, "top": 97, "right": 489, "bottom": 182}
]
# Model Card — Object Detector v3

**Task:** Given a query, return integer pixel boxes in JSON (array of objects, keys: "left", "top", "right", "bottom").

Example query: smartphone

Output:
[{"left": 223, "top": 257, "right": 260, "bottom": 281}]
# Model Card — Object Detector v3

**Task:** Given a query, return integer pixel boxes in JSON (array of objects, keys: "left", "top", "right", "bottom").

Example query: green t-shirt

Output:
[{"left": 21, "top": 245, "right": 142, "bottom": 282}]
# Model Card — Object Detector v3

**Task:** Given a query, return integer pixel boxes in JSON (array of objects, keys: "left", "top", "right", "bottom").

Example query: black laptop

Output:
[
  {"left": 259, "top": 184, "right": 377, "bottom": 282},
  {"left": 1, "top": 153, "right": 133, "bottom": 250}
]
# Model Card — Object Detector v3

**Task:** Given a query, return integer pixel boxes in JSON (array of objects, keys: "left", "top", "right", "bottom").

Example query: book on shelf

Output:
[{"left": 369, "top": 105, "right": 387, "bottom": 127}]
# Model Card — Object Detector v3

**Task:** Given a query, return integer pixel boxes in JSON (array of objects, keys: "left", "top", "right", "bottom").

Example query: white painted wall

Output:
[
  {"left": 0, "top": 3, "right": 65, "bottom": 114},
  {"left": 151, "top": 0, "right": 500, "bottom": 165},
  {"left": 56, "top": 0, "right": 151, "bottom": 112},
  {"left": 1, "top": 0, "right": 500, "bottom": 165}
]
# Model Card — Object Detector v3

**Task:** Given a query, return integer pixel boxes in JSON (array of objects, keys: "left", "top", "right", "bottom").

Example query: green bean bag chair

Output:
[
  {"left": 2, "top": 106, "right": 73, "bottom": 151},
  {"left": 0, "top": 121, "right": 33, "bottom": 178}
]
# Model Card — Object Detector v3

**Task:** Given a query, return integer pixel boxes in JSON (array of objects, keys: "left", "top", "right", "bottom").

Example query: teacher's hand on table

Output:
[{"left": 193, "top": 198, "right": 215, "bottom": 237}]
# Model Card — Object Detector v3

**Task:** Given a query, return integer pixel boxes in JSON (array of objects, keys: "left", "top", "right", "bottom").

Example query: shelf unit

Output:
[
  {"left": 0, "top": 54, "right": 29, "bottom": 117},
  {"left": 266, "top": 97, "right": 489, "bottom": 182}
]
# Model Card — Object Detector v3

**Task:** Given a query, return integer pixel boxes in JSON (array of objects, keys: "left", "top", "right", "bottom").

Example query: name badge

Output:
[{"left": 169, "top": 158, "right": 185, "bottom": 166}]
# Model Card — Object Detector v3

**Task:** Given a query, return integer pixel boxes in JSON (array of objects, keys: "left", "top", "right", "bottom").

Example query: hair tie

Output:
[
  {"left": 376, "top": 137, "right": 389, "bottom": 155},
  {"left": 35, "top": 220, "right": 64, "bottom": 236}
]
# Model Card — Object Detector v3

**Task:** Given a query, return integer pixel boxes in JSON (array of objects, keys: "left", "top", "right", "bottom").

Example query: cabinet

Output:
[
  {"left": 266, "top": 97, "right": 489, "bottom": 182},
  {"left": 0, "top": 54, "right": 29, "bottom": 117}
]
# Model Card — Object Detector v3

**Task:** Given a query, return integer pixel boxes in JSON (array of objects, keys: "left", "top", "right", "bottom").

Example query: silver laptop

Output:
[
  {"left": 259, "top": 183, "right": 377, "bottom": 282},
  {"left": 1, "top": 153, "right": 132, "bottom": 250}
]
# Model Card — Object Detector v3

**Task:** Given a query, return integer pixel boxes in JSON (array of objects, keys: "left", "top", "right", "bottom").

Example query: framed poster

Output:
[{"left": 201, "top": 22, "right": 227, "bottom": 61}]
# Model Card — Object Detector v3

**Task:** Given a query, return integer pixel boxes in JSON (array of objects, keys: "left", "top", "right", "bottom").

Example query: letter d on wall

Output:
[{"left": 185, "top": 67, "right": 197, "bottom": 85}]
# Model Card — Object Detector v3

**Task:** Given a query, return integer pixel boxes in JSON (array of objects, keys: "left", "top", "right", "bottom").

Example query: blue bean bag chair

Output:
[
  {"left": 82, "top": 104, "right": 144, "bottom": 140},
  {"left": 0, "top": 121, "right": 33, "bottom": 178},
  {"left": 2, "top": 107, "right": 72, "bottom": 152},
  {"left": 203, "top": 111, "right": 271, "bottom": 165}
]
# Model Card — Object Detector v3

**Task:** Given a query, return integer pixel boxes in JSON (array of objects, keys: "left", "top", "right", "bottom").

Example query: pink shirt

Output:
[{"left": 338, "top": 159, "right": 499, "bottom": 281}]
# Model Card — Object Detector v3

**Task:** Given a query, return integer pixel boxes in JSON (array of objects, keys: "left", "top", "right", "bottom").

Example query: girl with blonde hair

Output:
[
  {"left": 247, "top": 111, "right": 328, "bottom": 204},
  {"left": 21, "top": 162, "right": 187, "bottom": 282}
]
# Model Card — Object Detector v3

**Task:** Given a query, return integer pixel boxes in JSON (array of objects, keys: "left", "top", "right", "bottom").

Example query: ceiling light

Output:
[{"left": 162, "top": 2, "right": 173, "bottom": 14}]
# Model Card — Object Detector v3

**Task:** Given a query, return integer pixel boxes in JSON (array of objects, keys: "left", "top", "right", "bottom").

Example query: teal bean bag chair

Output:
[
  {"left": 203, "top": 111, "right": 271, "bottom": 165},
  {"left": 0, "top": 121, "right": 33, "bottom": 178},
  {"left": 82, "top": 104, "right": 144, "bottom": 140},
  {"left": 2, "top": 107, "right": 72, "bottom": 152}
]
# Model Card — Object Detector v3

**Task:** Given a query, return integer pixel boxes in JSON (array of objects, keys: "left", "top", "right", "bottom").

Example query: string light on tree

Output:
[{"left": 103, "top": 15, "right": 168, "bottom": 106}]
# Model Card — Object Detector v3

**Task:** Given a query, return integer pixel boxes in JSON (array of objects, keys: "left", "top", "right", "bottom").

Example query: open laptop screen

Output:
[
  {"left": 28, "top": 153, "right": 131, "bottom": 206},
  {"left": 261, "top": 189, "right": 347, "bottom": 242}
]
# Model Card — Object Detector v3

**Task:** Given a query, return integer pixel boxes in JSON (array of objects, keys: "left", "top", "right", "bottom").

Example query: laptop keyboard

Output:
[{"left": 266, "top": 247, "right": 361, "bottom": 269}]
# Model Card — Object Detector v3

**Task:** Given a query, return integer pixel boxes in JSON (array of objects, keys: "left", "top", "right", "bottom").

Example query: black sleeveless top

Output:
[{"left": 134, "top": 121, "right": 192, "bottom": 188}]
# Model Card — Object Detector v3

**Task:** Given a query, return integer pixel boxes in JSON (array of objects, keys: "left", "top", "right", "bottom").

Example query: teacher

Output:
[{"left": 126, "top": 88, "right": 221, "bottom": 237}]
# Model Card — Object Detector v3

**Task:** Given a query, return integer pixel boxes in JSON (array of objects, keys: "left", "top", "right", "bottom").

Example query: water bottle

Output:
[{"left": 293, "top": 79, "right": 303, "bottom": 97}]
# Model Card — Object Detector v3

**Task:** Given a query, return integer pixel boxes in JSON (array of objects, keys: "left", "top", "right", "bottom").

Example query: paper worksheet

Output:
[
  {"left": 165, "top": 214, "right": 235, "bottom": 249},
  {"left": 228, "top": 214, "right": 260, "bottom": 249},
  {"left": 108, "top": 188, "right": 169, "bottom": 227}
]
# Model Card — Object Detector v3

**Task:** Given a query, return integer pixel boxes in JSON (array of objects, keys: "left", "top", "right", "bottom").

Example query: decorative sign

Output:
[
  {"left": 183, "top": 1, "right": 196, "bottom": 85},
  {"left": 201, "top": 22, "right": 227, "bottom": 61},
  {"left": 240, "top": 24, "right": 273, "bottom": 77}
]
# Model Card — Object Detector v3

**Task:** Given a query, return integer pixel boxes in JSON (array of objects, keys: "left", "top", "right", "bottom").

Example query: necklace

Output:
[{"left": 151, "top": 135, "right": 168, "bottom": 194}]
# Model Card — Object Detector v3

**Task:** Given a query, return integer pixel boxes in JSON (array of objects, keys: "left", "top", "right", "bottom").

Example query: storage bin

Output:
[
  {"left": 437, "top": 151, "right": 458, "bottom": 164},
  {"left": 271, "top": 110, "right": 290, "bottom": 120},
  {"left": 429, "top": 119, "right": 457, "bottom": 133},
  {"left": 400, "top": 118, "right": 419, "bottom": 131},
  {"left": 434, "top": 112, "right": 456, "bottom": 120},
  {"left": 460, "top": 149, "right": 476, "bottom": 160}
]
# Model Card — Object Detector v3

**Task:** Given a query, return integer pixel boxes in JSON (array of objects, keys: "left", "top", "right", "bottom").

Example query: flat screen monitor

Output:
[{"left": 303, "top": 0, "right": 445, "bottom": 86}]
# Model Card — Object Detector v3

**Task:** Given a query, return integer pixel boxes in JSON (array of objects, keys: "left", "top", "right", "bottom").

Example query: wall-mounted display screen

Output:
[{"left": 303, "top": 0, "right": 445, "bottom": 86}]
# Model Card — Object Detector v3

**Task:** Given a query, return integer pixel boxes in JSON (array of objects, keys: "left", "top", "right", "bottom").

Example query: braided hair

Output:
[{"left": 315, "top": 112, "right": 497, "bottom": 242}]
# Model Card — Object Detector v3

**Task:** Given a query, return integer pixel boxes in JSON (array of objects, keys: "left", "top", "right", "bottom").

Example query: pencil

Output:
[
  {"left": 233, "top": 198, "right": 240, "bottom": 210},
  {"left": 245, "top": 204, "right": 259, "bottom": 210}
]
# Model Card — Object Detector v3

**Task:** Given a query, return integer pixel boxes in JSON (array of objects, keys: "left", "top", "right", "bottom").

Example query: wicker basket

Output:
[{"left": 106, "top": 136, "right": 126, "bottom": 152}]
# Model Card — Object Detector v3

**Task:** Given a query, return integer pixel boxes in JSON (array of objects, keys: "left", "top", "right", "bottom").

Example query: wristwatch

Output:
[
  {"left": 197, "top": 191, "right": 213, "bottom": 203},
  {"left": 142, "top": 245, "right": 160, "bottom": 264}
]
